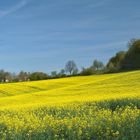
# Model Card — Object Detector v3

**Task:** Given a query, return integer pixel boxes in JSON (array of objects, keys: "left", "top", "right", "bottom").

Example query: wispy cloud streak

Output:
[
  {"left": 88, "top": 0, "right": 111, "bottom": 8},
  {"left": 0, "top": 0, "right": 27, "bottom": 18}
]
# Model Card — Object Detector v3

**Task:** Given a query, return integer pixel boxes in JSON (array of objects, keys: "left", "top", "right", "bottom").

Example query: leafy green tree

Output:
[
  {"left": 92, "top": 60, "right": 104, "bottom": 71},
  {"left": 60, "top": 69, "right": 65, "bottom": 75},
  {"left": 0, "top": 70, "right": 12, "bottom": 82},
  {"left": 51, "top": 71, "right": 58, "bottom": 78},
  {"left": 58, "top": 69, "right": 66, "bottom": 77},
  {"left": 80, "top": 67, "right": 94, "bottom": 76},
  {"left": 121, "top": 39, "right": 140, "bottom": 70},
  {"left": 29, "top": 72, "right": 48, "bottom": 81},
  {"left": 107, "top": 51, "right": 126, "bottom": 71}
]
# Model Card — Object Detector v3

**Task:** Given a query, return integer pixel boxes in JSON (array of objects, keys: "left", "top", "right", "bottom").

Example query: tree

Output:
[
  {"left": 107, "top": 51, "right": 126, "bottom": 71},
  {"left": 29, "top": 72, "right": 48, "bottom": 81},
  {"left": 121, "top": 39, "right": 140, "bottom": 70},
  {"left": 0, "top": 70, "right": 12, "bottom": 82},
  {"left": 11, "top": 73, "right": 19, "bottom": 82},
  {"left": 18, "top": 71, "right": 29, "bottom": 82},
  {"left": 58, "top": 69, "right": 66, "bottom": 77},
  {"left": 51, "top": 71, "right": 58, "bottom": 78},
  {"left": 72, "top": 68, "right": 79, "bottom": 75},
  {"left": 60, "top": 69, "right": 65, "bottom": 75},
  {"left": 4, "top": 72, "right": 12, "bottom": 82},
  {"left": 65, "top": 60, "right": 78, "bottom": 75},
  {"left": 80, "top": 67, "right": 94, "bottom": 76},
  {"left": 92, "top": 60, "right": 104, "bottom": 71}
]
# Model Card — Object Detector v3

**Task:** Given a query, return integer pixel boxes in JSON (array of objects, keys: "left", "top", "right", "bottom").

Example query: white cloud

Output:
[{"left": 0, "top": 0, "right": 27, "bottom": 18}]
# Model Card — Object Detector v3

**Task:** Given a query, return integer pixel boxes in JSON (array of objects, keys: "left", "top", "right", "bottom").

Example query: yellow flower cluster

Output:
[{"left": 0, "top": 70, "right": 139, "bottom": 139}]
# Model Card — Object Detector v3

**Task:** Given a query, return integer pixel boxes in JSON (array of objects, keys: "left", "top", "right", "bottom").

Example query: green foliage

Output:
[
  {"left": 92, "top": 59, "right": 104, "bottom": 71},
  {"left": 121, "top": 39, "right": 140, "bottom": 70},
  {"left": 0, "top": 70, "right": 12, "bottom": 82},
  {"left": 18, "top": 71, "right": 30, "bottom": 82},
  {"left": 0, "top": 70, "right": 139, "bottom": 139},
  {"left": 80, "top": 59, "right": 105, "bottom": 76},
  {"left": 51, "top": 71, "right": 58, "bottom": 78},
  {"left": 0, "top": 38, "right": 140, "bottom": 82},
  {"left": 107, "top": 51, "right": 126, "bottom": 72},
  {"left": 29, "top": 72, "right": 48, "bottom": 81},
  {"left": 80, "top": 67, "right": 95, "bottom": 75},
  {"left": 58, "top": 69, "right": 66, "bottom": 77},
  {"left": 106, "top": 39, "right": 140, "bottom": 72},
  {"left": 0, "top": 101, "right": 140, "bottom": 140}
]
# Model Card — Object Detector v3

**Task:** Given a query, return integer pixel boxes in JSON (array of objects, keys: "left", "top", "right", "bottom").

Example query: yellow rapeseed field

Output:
[{"left": 0, "top": 70, "right": 140, "bottom": 139}]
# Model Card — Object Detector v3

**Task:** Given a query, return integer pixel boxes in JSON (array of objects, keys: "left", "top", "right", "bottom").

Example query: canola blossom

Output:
[{"left": 0, "top": 71, "right": 140, "bottom": 139}]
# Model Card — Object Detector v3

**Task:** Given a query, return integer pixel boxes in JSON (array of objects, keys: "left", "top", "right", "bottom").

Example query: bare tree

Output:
[
  {"left": 65, "top": 60, "right": 78, "bottom": 75},
  {"left": 18, "top": 71, "right": 29, "bottom": 82}
]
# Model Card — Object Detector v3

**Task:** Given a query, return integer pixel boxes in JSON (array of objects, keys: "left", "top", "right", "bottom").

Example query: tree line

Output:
[
  {"left": 107, "top": 39, "right": 140, "bottom": 72},
  {"left": 0, "top": 59, "right": 105, "bottom": 83},
  {"left": 0, "top": 39, "right": 140, "bottom": 83}
]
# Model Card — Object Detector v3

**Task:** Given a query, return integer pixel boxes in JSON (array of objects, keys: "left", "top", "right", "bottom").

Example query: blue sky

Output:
[{"left": 0, "top": 0, "right": 140, "bottom": 73}]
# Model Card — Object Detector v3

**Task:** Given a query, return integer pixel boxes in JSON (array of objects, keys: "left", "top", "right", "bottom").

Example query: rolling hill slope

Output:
[
  {"left": 0, "top": 70, "right": 139, "bottom": 108},
  {"left": 0, "top": 71, "right": 140, "bottom": 139}
]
